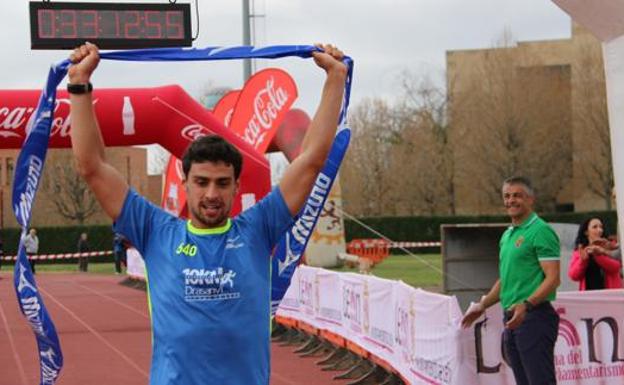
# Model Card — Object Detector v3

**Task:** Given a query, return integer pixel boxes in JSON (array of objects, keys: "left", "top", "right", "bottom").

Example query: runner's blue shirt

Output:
[{"left": 114, "top": 187, "right": 294, "bottom": 385}]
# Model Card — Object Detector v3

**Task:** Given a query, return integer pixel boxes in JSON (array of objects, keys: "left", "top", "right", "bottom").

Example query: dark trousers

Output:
[
  {"left": 114, "top": 251, "right": 126, "bottom": 274},
  {"left": 503, "top": 302, "right": 559, "bottom": 385},
  {"left": 27, "top": 253, "right": 36, "bottom": 274},
  {"left": 78, "top": 257, "right": 88, "bottom": 272}
]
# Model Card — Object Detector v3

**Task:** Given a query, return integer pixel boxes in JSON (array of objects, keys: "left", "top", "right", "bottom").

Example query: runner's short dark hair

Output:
[{"left": 182, "top": 135, "right": 243, "bottom": 179}]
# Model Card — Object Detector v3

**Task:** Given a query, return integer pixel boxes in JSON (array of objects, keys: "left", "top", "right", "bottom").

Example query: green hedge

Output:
[
  {"left": 344, "top": 210, "right": 618, "bottom": 244},
  {"left": 0, "top": 225, "right": 115, "bottom": 257},
  {"left": 0, "top": 210, "right": 617, "bottom": 256}
]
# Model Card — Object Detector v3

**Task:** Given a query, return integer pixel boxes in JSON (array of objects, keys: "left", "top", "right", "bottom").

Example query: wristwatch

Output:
[
  {"left": 67, "top": 82, "right": 93, "bottom": 94},
  {"left": 523, "top": 300, "right": 535, "bottom": 312}
]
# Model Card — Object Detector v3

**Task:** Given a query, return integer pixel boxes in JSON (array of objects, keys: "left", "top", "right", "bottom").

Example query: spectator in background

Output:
[
  {"left": 461, "top": 176, "right": 560, "bottom": 385},
  {"left": 23, "top": 228, "right": 39, "bottom": 274},
  {"left": 77, "top": 232, "right": 90, "bottom": 272},
  {"left": 568, "top": 217, "right": 622, "bottom": 290},
  {"left": 113, "top": 232, "right": 127, "bottom": 275}
]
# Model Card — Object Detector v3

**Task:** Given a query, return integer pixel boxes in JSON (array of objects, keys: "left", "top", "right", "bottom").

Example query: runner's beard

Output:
[{"left": 191, "top": 201, "right": 229, "bottom": 228}]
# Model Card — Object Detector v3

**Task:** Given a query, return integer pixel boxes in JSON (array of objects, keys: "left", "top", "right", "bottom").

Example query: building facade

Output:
[{"left": 447, "top": 24, "right": 611, "bottom": 214}]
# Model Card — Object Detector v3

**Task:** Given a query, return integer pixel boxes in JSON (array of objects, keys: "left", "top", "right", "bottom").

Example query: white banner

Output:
[
  {"left": 365, "top": 276, "right": 396, "bottom": 362},
  {"left": 464, "top": 290, "right": 624, "bottom": 385},
  {"left": 276, "top": 265, "right": 300, "bottom": 316},
  {"left": 315, "top": 269, "right": 343, "bottom": 333},
  {"left": 277, "top": 267, "right": 624, "bottom": 385},
  {"left": 408, "top": 288, "right": 463, "bottom": 385},
  {"left": 277, "top": 266, "right": 462, "bottom": 384}
]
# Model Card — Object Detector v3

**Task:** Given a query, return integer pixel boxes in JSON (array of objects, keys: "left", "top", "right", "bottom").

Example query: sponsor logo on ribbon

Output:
[
  {"left": 12, "top": 60, "right": 69, "bottom": 385},
  {"left": 271, "top": 129, "right": 351, "bottom": 315}
]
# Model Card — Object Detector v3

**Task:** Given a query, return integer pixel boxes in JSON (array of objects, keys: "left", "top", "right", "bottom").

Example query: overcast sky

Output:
[
  {"left": 3, "top": 0, "right": 572, "bottom": 109},
  {"left": 1, "top": 1, "right": 572, "bottom": 171}
]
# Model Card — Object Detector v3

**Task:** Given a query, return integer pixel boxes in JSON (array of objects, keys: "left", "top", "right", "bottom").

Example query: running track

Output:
[{"left": 0, "top": 272, "right": 350, "bottom": 385}]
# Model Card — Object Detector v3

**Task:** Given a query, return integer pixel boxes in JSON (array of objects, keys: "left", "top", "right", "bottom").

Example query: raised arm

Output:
[
  {"left": 279, "top": 44, "right": 348, "bottom": 215},
  {"left": 68, "top": 43, "right": 129, "bottom": 220}
]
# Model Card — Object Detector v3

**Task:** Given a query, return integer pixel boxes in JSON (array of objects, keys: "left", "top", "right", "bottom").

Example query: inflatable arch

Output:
[{"left": 0, "top": 85, "right": 272, "bottom": 215}]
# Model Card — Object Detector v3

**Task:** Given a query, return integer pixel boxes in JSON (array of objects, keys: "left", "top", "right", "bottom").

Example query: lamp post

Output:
[{"left": 242, "top": 0, "right": 252, "bottom": 82}]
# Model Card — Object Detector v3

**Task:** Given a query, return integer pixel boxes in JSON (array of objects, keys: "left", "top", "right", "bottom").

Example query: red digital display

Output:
[{"left": 30, "top": 2, "right": 192, "bottom": 50}]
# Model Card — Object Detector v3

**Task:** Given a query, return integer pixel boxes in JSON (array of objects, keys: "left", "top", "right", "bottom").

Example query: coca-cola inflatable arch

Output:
[{"left": 1, "top": 68, "right": 300, "bottom": 215}]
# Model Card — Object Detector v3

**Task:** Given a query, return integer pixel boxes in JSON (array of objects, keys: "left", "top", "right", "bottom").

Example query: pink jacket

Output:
[{"left": 568, "top": 249, "right": 623, "bottom": 290}]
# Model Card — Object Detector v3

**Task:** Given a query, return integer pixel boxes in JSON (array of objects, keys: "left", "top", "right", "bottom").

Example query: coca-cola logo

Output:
[
  {"left": 243, "top": 77, "right": 289, "bottom": 148},
  {"left": 181, "top": 124, "right": 212, "bottom": 142},
  {"left": 0, "top": 106, "right": 35, "bottom": 138},
  {"left": 224, "top": 108, "right": 235, "bottom": 127},
  {"left": 0, "top": 98, "right": 98, "bottom": 139}
]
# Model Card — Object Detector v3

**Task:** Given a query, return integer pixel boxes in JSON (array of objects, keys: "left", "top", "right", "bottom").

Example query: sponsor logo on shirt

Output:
[
  {"left": 182, "top": 268, "right": 240, "bottom": 302},
  {"left": 225, "top": 236, "right": 244, "bottom": 250}
]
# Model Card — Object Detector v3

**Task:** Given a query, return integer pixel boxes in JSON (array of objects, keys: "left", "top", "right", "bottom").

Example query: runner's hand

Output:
[
  {"left": 312, "top": 44, "right": 347, "bottom": 75},
  {"left": 68, "top": 42, "right": 100, "bottom": 84}
]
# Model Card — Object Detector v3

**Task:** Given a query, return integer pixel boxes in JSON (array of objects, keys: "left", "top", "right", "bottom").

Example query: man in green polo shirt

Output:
[{"left": 461, "top": 176, "right": 560, "bottom": 385}]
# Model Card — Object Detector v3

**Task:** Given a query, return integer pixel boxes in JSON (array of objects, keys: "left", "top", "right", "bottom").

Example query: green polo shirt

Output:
[{"left": 499, "top": 212, "right": 560, "bottom": 310}]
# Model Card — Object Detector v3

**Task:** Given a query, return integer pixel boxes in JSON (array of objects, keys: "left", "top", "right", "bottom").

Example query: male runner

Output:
[{"left": 68, "top": 42, "right": 347, "bottom": 385}]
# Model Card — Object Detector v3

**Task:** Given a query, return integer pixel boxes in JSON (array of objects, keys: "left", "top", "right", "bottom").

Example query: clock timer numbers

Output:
[{"left": 37, "top": 9, "right": 185, "bottom": 40}]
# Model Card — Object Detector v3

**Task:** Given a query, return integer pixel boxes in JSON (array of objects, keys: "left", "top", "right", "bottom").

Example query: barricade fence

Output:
[
  {"left": 0, "top": 248, "right": 144, "bottom": 283},
  {"left": 276, "top": 265, "right": 624, "bottom": 385},
  {"left": 345, "top": 239, "right": 441, "bottom": 264},
  {"left": 0, "top": 250, "right": 113, "bottom": 261}
]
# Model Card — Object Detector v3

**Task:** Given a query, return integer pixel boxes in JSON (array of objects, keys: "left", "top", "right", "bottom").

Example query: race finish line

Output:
[{"left": 13, "top": 43, "right": 353, "bottom": 385}]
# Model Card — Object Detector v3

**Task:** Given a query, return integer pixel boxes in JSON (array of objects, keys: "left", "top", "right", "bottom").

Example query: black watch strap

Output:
[
  {"left": 523, "top": 300, "right": 535, "bottom": 312},
  {"left": 67, "top": 82, "right": 93, "bottom": 94}
]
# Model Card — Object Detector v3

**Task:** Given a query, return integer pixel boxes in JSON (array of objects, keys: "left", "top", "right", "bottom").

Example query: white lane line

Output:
[
  {"left": 71, "top": 281, "right": 149, "bottom": 319},
  {"left": 38, "top": 286, "right": 149, "bottom": 379},
  {"left": 0, "top": 299, "right": 29, "bottom": 385}
]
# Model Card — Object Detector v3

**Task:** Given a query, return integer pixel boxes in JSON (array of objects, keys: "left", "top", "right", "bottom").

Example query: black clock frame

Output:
[{"left": 29, "top": 2, "right": 192, "bottom": 50}]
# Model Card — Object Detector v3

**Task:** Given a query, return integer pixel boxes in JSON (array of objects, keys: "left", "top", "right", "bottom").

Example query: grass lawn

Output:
[
  {"left": 4, "top": 255, "right": 444, "bottom": 291},
  {"left": 331, "top": 254, "right": 443, "bottom": 291},
  {"left": 3, "top": 262, "right": 120, "bottom": 275}
]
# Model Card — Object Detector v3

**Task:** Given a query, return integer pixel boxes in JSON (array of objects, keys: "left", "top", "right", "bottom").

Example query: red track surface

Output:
[{"left": 0, "top": 272, "right": 349, "bottom": 385}]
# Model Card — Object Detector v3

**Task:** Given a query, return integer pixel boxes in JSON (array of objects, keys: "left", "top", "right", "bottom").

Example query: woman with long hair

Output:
[{"left": 568, "top": 217, "right": 622, "bottom": 290}]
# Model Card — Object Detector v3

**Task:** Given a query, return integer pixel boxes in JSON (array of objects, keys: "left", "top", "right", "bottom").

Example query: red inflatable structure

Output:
[
  {"left": 0, "top": 86, "right": 271, "bottom": 215},
  {"left": 1, "top": 66, "right": 308, "bottom": 216}
]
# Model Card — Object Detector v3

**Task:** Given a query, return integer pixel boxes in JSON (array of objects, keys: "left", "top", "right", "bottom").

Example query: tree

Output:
[
  {"left": 341, "top": 98, "right": 401, "bottom": 216},
  {"left": 450, "top": 32, "right": 573, "bottom": 213},
  {"left": 42, "top": 159, "right": 98, "bottom": 225},
  {"left": 574, "top": 39, "right": 613, "bottom": 209},
  {"left": 398, "top": 73, "right": 457, "bottom": 215}
]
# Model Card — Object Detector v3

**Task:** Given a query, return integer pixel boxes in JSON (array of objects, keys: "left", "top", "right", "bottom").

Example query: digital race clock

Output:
[{"left": 29, "top": 2, "right": 192, "bottom": 50}]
